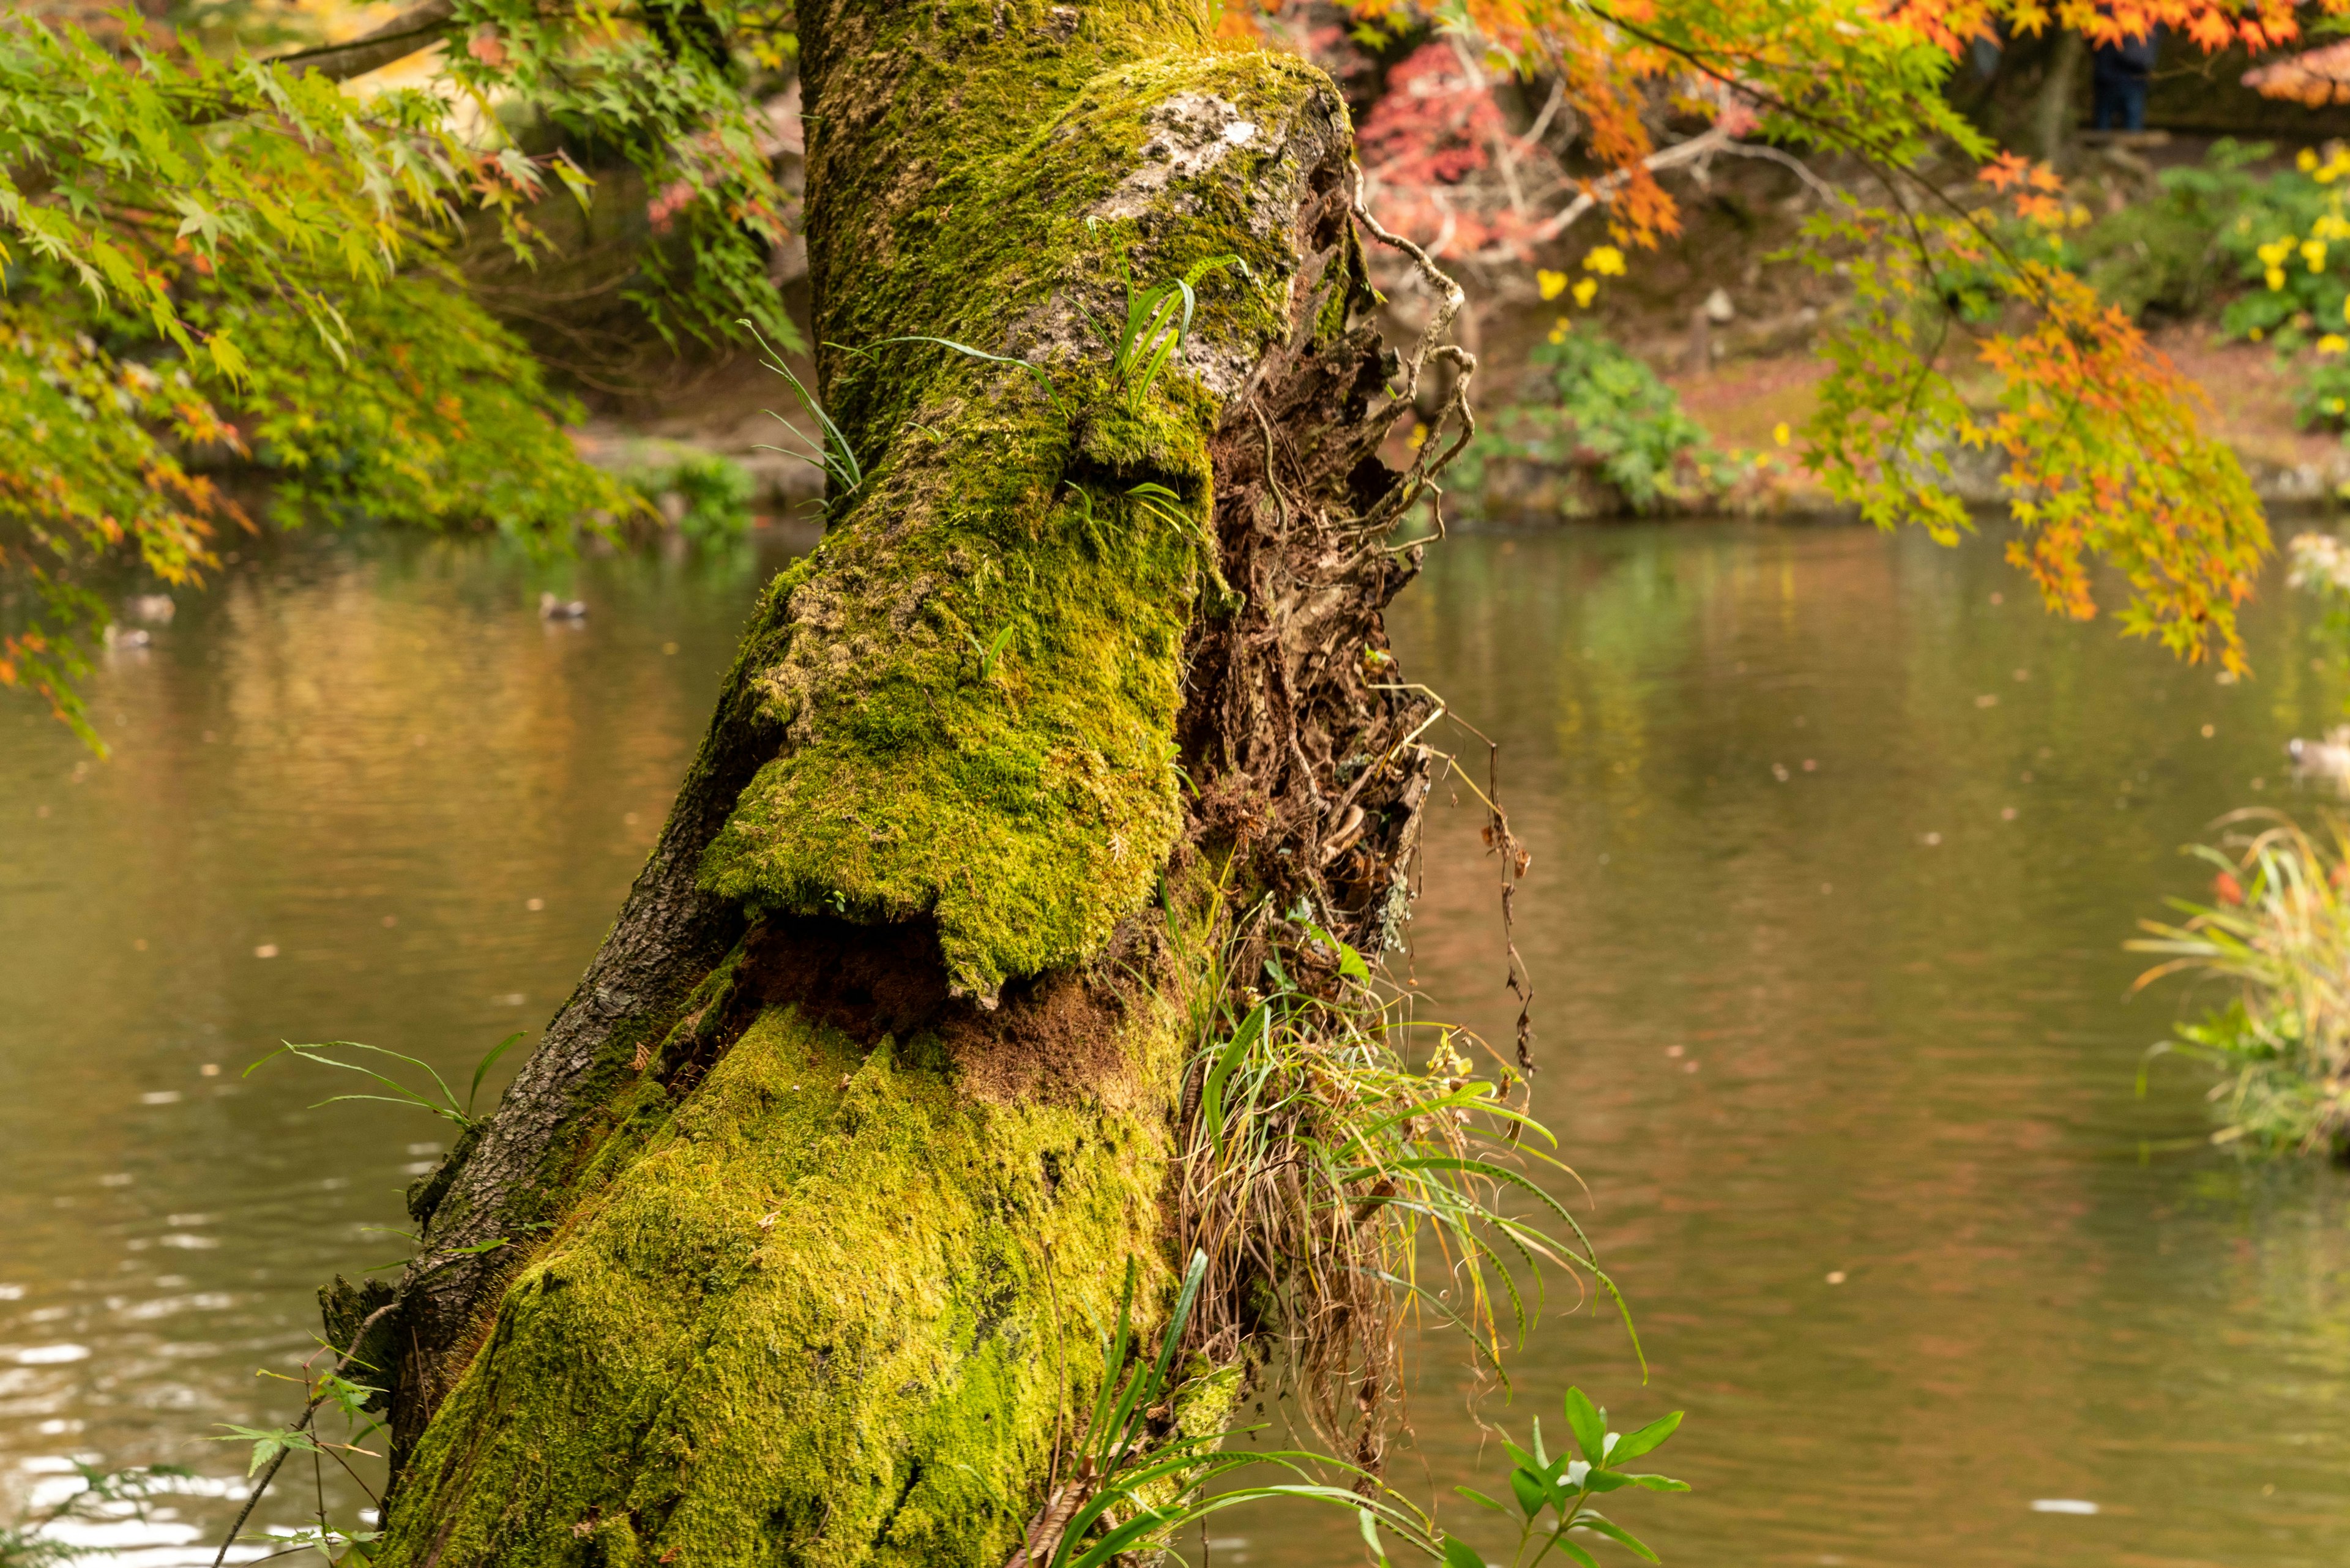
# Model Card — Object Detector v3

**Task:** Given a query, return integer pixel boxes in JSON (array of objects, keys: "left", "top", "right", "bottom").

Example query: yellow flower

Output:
[
  {"left": 2307, "top": 239, "right": 2329, "bottom": 271},
  {"left": 1572, "top": 278, "right": 1598, "bottom": 307},
  {"left": 1547, "top": 324, "right": 1567, "bottom": 345},
  {"left": 1408, "top": 422, "right": 1428, "bottom": 450},
  {"left": 2269, "top": 267, "right": 2289, "bottom": 291},
  {"left": 1537, "top": 268, "right": 1567, "bottom": 301},
  {"left": 2259, "top": 238, "right": 2294, "bottom": 266},
  {"left": 2321, "top": 334, "right": 2348, "bottom": 355},
  {"left": 1583, "top": 245, "right": 1627, "bottom": 277},
  {"left": 2252, "top": 326, "right": 2267, "bottom": 341},
  {"left": 2302, "top": 147, "right": 2322, "bottom": 173},
  {"left": 1772, "top": 421, "right": 1792, "bottom": 447},
  {"left": 2068, "top": 204, "right": 2091, "bottom": 228}
]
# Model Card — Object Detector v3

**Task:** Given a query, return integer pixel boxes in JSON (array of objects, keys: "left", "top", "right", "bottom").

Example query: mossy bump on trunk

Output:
[
  {"left": 370, "top": 2, "right": 1420, "bottom": 1559},
  {"left": 702, "top": 42, "right": 1352, "bottom": 1000},
  {"left": 384, "top": 1000, "right": 1184, "bottom": 1564}
]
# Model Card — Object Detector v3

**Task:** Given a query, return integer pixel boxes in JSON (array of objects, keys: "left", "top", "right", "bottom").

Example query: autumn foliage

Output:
[{"left": 1268, "top": 0, "right": 2344, "bottom": 669}]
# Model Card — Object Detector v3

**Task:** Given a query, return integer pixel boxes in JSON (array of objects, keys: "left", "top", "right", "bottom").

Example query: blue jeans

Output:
[{"left": 2094, "top": 76, "right": 2148, "bottom": 131}]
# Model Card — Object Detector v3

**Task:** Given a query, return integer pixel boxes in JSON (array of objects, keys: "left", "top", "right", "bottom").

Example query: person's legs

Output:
[
  {"left": 2092, "top": 75, "right": 2120, "bottom": 129},
  {"left": 2122, "top": 77, "right": 2148, "bottom": 131}
]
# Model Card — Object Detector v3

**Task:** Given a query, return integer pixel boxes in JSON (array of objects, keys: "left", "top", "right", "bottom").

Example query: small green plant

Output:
[
  {"left": 1450, "top": 1387, "right": 1688, "bottom": 1568},
  {"left": 1166, "top": 879, "right": 1638, "bottom": 1478},
  {"left": 209, "top": 1321, "right": 395, "bottom": 1564},
  {"left": 2130, "top": 812, "right": 2350, "bottom": 1154},
  {"left": 963, "top": 621, "right": 1014, "bottom": 682},
  {"left": 742, "top": 319, "right": 864, "bottom": 498},
  {"left": 246, "top": 1031, "right": 521, "bottom": 1132},
  {"left": 1098, "top": 250, "right": 1248, "bottom": 411},
  {"left": 1455, "top": 328, "right": 1741, "bottom": 516},
  {"left": 848, "top": 243, "right": 1250, "bottom": 424},
  {"left": 0, "top": 1465, "right": 194, "bottom": 1568}
]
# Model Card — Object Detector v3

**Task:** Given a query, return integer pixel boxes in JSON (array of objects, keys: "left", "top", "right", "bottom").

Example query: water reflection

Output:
[
  {"left": 1226, "top": 523, "right": 2350, "bottom": 1566},
  {"left": 6, "top": 520, "right": 2350, "bottom": 1564},
  {"left": 0, "top": 528, "right": 802, "bottom": 1555}
]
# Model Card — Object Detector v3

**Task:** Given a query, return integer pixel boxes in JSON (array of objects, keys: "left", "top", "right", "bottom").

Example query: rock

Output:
[{"left": 1703, "top": 287, "right": 1735, "bottom": 323}]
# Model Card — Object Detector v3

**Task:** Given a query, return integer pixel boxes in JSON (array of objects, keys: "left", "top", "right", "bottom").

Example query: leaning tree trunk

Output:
[{"left": 352, "top": 3, "right": 1465, "bottom": 1561}]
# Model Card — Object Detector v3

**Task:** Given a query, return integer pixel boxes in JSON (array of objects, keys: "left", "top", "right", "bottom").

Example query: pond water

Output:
[{"left": 5, "top": 519, "right": 2350, "bottom": 1564}]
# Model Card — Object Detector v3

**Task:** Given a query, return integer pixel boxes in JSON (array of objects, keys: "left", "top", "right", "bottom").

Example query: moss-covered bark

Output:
[
  {"left": 368, "top": 2, "right": 1445, "bottom": 1559},
  {"left": 389, "top": 1001, "right": 1181, "bottom": 1564}
]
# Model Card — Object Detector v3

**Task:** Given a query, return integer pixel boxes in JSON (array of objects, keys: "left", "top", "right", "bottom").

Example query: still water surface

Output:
[{"left": 4, "top": 521, "right": 2349, "bottom": 1564}]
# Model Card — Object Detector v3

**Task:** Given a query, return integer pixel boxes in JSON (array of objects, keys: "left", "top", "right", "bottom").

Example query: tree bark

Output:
[
  {"left": 2033, "top": 30, "right": 2085, "bottom": 164},
  {"left": 362, "top": 3, "right": 1457, "bottom": 1561}
]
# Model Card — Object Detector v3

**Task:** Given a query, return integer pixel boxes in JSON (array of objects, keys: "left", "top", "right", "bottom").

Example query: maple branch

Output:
[
  {"left": 1707, "top": 138, "right": 1841, "bottom": 204},
  {"left": 1518, "top": 76, "right": 1569, "bottom": 152},
  {"left": 1532, "top": 122, "right": 1734, "bottom": 241}
]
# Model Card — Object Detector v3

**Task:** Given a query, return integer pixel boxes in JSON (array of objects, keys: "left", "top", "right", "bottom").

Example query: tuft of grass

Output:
[
  {"left": 2130, "top": 810, "right": 2350, "bottom": 1153},
  {"left": 246, "top": 1032, "right": 521, "bottom": 1132},
  {"left": 742, "top": 319, "right": 862, "bottom": 498},
  {"left": 1168, "top": 884, "right": 1635, "bottom": 1465},
  {"left": 1098, "top": 250, "right": 1247, "bottom": 412}
]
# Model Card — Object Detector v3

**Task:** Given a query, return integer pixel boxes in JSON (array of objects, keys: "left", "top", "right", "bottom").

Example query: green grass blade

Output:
[{"left": 467, "top": 1032, "right": 523, "bottom": 1119}]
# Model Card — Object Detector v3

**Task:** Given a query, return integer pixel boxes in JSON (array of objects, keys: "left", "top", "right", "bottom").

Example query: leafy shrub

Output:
[
  {"left": 190, "top": 273, "right": 633, "bottom": 538},
  {"left": 621, "top": 449, "right": 756, "bottom": 544},
  {"left": 2118, "top": 141, "right": 2350, "bottom": 432},
  {"left": 2130, "top": 813, "right": 2350, "bottom": 1154},
  {"left": 1454, "top": 326, "right": 1741, "bottom": 516},
  {"left": 2062, "top": 142, "right": 2350, "bottom": 432},
  {"left": 2070, "top": 140, "right": 2272, "bottom": 321}
]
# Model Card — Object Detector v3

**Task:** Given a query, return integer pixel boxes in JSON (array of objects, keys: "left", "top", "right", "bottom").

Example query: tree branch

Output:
[{"left": 264, "top": 0, "right": 458, "bottom": 83}]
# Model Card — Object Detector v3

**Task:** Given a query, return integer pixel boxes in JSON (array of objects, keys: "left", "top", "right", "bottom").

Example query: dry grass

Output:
[{"left": 1166, "top": 878, "right": 1631, "bottom": 1477}]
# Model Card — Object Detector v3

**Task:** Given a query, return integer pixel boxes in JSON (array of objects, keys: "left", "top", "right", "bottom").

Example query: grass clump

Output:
[
  {"left": 1456, "top": 327, "right": 1742, "bottom": 517},
  {"left": 1171, "top": 891, "right": 1633, "bottom": 1465},
  {"left": 2131, "top": 812, "right": 2350, "bottom": 1154}
]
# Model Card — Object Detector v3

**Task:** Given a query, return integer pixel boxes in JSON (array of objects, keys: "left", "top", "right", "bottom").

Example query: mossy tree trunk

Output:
[{"left": 358, "top": 4, "right": 1460, "bottom": 1561}]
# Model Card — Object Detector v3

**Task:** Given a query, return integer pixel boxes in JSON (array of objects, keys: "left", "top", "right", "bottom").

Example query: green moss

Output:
[
  {"left": 699, "top": 49, "right": 1349, "bottom": 997},
  {"left": 379, "top": 1002, "right": 1181, "bottom": 1567}
]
